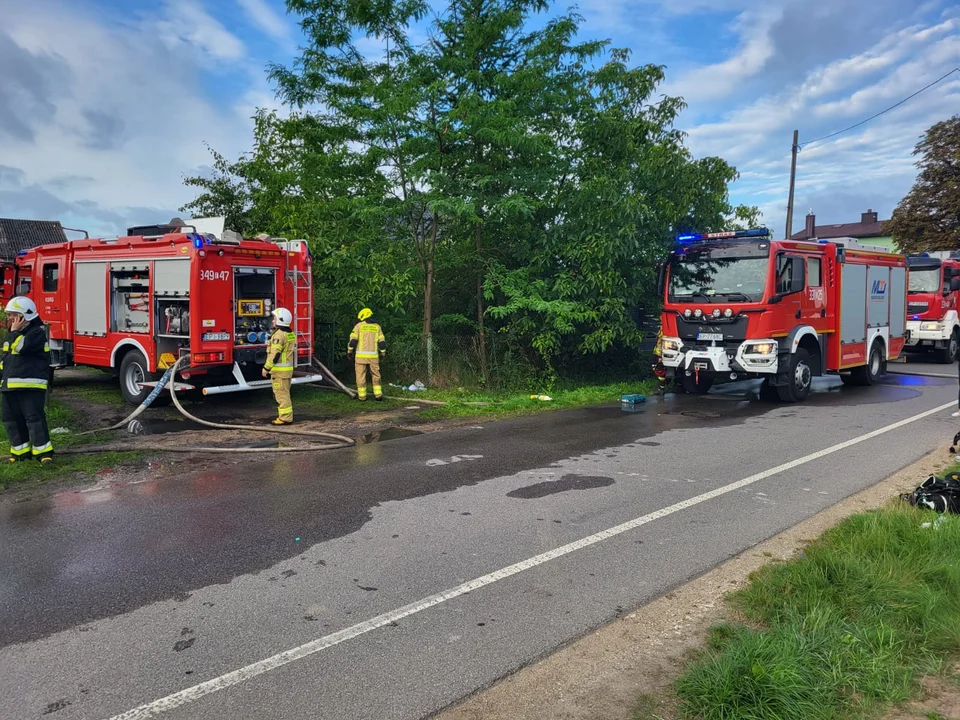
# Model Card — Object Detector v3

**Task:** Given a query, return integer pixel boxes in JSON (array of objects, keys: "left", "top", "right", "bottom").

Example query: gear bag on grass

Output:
[{"left": 900, "top": 472, "right": 960, "bottom": 514}]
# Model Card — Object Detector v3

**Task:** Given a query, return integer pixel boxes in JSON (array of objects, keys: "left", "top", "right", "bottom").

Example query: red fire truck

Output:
[
  {"left": 656, "top": 228, "right": 909, "bottom": 402},
  {"left": 904, "top": 253, "right": 960, "bottom": 363},
  {"left": 5, "top": 221, "right": 322, "bottom": 404}
]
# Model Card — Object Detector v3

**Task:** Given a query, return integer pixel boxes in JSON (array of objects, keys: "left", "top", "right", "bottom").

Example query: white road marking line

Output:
[{"left": 105, "top": 400, "right": 955, "bottom": 720}]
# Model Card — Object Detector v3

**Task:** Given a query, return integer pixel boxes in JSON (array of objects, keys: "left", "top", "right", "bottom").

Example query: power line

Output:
[{"left": 799, "top": 67, "right": 959, "bottom": 149}]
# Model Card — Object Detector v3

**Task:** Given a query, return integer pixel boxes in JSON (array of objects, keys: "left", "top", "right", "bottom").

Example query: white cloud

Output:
[
  {"left": 158, "top": 0, "right": 246, "bottom": 62},
  {"left": 675, "top": 10, "right": 960, "bottom": 228},
  {"left": 0, "top": 0, "right": 262, "bottom": 234},
  {"left": 662, "top": 7, "right": 781, "bottom": 103},
  {"left": 236, "top": 0, "right": 293, "bottom": 46}
]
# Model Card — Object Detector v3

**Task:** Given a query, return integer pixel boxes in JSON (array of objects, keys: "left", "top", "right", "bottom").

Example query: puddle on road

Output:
[
  {"left": 358, "top": 427, "right": 424, "bottom": 444},
  {"left": 507, "top": 474, "right": 615, "bottom": 499}
]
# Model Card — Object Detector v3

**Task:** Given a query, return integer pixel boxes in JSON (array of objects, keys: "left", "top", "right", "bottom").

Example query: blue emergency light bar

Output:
[{"left": 676, "top": 227, "right": 771, "bottom": 242}]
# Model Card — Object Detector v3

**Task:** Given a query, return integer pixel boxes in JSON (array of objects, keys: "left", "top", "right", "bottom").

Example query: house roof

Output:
[
  {"left": 0, "top": 218, "right": 68, "bottom": 260},
  {"left": 791, "top": 219, "right": 889, "bottom": 240}
]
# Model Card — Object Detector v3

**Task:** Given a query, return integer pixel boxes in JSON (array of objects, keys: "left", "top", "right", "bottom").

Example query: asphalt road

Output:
[{"left": 1, "top": 368, "right": 958, "bottom": 720}]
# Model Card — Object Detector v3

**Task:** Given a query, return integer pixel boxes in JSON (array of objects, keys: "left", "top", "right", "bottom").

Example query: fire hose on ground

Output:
[{"left": 59, "top": 356, "right": 356, "bottom": 454}]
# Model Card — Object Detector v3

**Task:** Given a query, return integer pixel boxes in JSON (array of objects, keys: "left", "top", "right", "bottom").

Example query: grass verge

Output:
[
  {"left": 0, "top": 397, "right": 140, "bottom": 491},
  {"left": 384, "top": 380, "right": 657, "bottom": 421},
  {"left": 672, "top": 505, "right": 960, "bottom": 720}
]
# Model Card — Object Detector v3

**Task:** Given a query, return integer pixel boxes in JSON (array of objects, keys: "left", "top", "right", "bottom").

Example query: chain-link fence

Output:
[
  {"left": 313, "top": 324, "right": 538, "bottom": 390},
  {"left": 314, "top": 320, "right": 661, "bottom": 390}
]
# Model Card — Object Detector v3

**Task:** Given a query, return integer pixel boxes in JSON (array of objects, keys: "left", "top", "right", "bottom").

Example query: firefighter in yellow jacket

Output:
[
  {"left": 262, "top": 308, "right": 296, "bottom": 424},
  {"left": 348, "top": 308, "right": 386, "bottom": 401}
]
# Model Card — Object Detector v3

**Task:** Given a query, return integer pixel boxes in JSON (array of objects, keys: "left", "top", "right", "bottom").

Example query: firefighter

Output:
[
  {"left": 262, "top": 308, "right": 296, "bottom": 425},
  {"left": 347, "top": 308, "right": 386, "bottom": 401},
  {"left": 652, "top": 328, "right": 668, "bottom": 393},
  {"left": 1, "top": 297, "right": 53, "bottom": 464}
]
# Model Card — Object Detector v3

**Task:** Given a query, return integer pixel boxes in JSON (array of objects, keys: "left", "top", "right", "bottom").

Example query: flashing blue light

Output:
[
  {"left": 192, "top": 235, "right": 204, "bottom": 249},
  {"left": 912, "top": 315, "right": 920, "bottom": 320},
  {"left": 675, "top": 227, "right": 771, "bottom": 243},
  {"left": 16, "top": 250, "right": 27, "bottom": 257}
]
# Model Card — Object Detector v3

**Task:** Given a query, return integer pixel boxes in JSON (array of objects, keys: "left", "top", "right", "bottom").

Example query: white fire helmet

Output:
[
  {"left": 271, "top": 307, "right": 293, "bottom": 326},
  {"left": 5, "top": 296, "right": 38, "bottom": 321}
]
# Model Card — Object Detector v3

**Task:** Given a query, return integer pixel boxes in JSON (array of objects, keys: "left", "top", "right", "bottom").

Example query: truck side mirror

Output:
[
  {"left": 790, "top": 261, "right": 806, "bottom": 294},
  {"left": 656, "top": 261, "right": 666, "bottom": 298},
  {"left": 774, "top": 254, "right": 805, "bottom": 297}
]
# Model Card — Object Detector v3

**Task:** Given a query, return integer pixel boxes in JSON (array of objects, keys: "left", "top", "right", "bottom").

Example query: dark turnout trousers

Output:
[{"left": 2, "top": 390, "right": 52, "bottom": 459}]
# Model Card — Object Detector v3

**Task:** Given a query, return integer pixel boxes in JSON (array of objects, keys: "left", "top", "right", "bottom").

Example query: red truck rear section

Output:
[
  {"left": 657, "top": 228, "right": 908, "bottom": 402},
  {"left": 904, "top": 253, "right": 960, "bottom": 363},
  {"left": 15, "top": 229, "right": 321, "bottom": 404}
]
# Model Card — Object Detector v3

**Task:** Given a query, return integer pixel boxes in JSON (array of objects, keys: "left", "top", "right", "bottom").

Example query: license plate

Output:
[
  {"left": 202, "top": 332, "right": 230, "bottom": 341},
  {"left": 697, "top": 333, "right": 723, "bottom": 342}
]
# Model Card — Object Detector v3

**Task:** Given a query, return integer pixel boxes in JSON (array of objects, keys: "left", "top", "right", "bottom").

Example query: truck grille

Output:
[
  {"left": 675, "top": 315, "right": 749, "bottom": 342},
  {"left": 907, "top": 301, "right": 929, "bottom": 314}
]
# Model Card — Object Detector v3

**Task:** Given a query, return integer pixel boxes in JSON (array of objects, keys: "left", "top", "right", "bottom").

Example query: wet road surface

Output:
[{"left": 0, "top": 372, "right": 957, "bottom": 720}]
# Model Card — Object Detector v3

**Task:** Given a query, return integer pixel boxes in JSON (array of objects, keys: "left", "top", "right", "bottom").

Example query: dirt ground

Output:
[{"left": 435, "top": 446, "right": 959, "bottom": 720}]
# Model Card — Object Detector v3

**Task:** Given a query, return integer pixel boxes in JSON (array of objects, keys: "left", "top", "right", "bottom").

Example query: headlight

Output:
[
  {"left": 746, "top": 342, "right": 777, "bottom": 355},
  {"left": 724, "top": 308, "right": 734, "bottom": 318},
  {"left": 921, "top": 322, "right": 940, "bottom": 331},
  {"left": 693, "top": 309, "right": 703, "bottom": 318},
  {"left": 683, "top": 308, "right": 692, "bottom": 318},
  {"left": 662, "top": 339, "right": 681, "bottom": 352},
  {"left": 712, "top": 308, "right": 722, "bottom": 318}
]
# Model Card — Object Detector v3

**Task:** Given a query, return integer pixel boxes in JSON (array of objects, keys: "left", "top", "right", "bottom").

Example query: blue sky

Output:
[{"left": 1, "top": 0, "right": 958, "bottom": 238}]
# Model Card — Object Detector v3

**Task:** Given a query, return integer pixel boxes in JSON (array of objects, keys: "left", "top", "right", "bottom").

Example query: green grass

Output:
[
  {"left": 54, "top": 374, "right": 127, "bottom": 408},
  {"left": 384, "top": 380, "right": 657, "bottom": 420},
  {"left": 673, "top": 506, "right": 960, "bottom": 720},
  {"left": 0, "top": 397, "right": 139, "bottom": 490}
]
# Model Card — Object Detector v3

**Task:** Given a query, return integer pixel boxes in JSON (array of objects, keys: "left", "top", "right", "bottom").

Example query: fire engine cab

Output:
[
  {"left": 657, "top": 228, "right": 909, "bottom": 403},
  {"left": 8, "top": 220, "right": 322, "bottom": 405},
  {"left": 904, "top": 253, "right": 960, "bottom": 363}
]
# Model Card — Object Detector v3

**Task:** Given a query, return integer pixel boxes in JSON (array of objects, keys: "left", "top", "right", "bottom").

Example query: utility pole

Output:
[{"left": 785, "top": 129, "right": 799, "bottom": 240}]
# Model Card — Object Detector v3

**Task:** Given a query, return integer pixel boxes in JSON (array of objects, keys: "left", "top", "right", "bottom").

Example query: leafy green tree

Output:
[
  {"left": 890, "top": 115, "right": 960, "bottom": 254},
  {"left": 180, "top": 146, "right": 254, "bottom": 235},
  {"left": 181, "top": 0, "right": 758, "bottom": 386}
]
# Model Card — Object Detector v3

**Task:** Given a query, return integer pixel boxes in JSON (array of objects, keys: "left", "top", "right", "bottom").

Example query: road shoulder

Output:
[{"left": 435, "top": 445, "right": 952, "bottom": 720}]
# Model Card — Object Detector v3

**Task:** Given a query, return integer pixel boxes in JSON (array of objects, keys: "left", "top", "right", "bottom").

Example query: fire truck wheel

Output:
[
  {"left": 777, "top": 349, "right": 812, "bottom": 403},
  {"left": 847, "top": 342, "right": 884, "bottom": 386},
  {"left": 935, "top": 332, "right": 959, "bottom": 364},
  {"left": 680, "top": 373, "right": 713, "bottom": 395},
  {"left": 119, "top": 350, "right": 170, "bottom": 406}
]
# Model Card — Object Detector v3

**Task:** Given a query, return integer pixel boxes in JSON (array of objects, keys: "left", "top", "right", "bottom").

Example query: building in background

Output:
[
  {"left": 0, "top": 219, "right": 68, "bottom": 260},
  {"left": 790, "top": 209, "right": 894, "bottom": 250}
]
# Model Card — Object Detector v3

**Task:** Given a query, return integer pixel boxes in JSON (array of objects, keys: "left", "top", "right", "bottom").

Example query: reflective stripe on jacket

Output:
[
  {"left": 265, "top": 327, "right": 296, "bottom": 376},
  {"left": 1, "top": 320, "right": 50, "bottom": 392},
  {"left": 348, "top": 322, "right": 385, "bottom": 359}
]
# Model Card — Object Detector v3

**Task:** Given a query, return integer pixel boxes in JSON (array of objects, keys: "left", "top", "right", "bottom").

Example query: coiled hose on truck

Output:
[{"left": 60, "top": 356, "right": 355, "bottom": 455}]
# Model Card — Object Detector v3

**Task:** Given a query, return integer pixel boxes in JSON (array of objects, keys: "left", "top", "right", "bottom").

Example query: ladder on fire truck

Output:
[{"left": 289, "top": 263, "right": 313, "bottom": 368}]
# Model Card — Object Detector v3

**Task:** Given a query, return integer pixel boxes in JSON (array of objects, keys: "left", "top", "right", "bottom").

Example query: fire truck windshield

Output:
[
  {"left": 669, "top": 255, "right": 769, "bottom": 303},
  {"left": 908, "top": 267, "right": 940, "bottom": 294}
]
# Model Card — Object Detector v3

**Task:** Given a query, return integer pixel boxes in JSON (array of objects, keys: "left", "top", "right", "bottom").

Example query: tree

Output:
[
  {"left": 181, "top": 0, "right": 758, "bottom": 386},
  {"left": 890, "top": 115, "right": 960, "bottom": 254},
  {"left": 180, "top": 146, "right": 255, "bottom": 235},
  {"left": 483, "top": 53, "right": 756, "bottom": 378}
]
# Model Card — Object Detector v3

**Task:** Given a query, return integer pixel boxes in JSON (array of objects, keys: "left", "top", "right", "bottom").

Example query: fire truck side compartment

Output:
[
  {"left": 153, "top": 259, "right": 190, "bottom": 296},
  {"left": 889, "top": 266, "right": 907, "bottom": 339},
  {"left": 841, "top": 263, "right": 867, "bottom": 344},
  {"left": 111, "top": 263, "right": 150, "bottom": 334},
  {"left": 75, "top": 262, "right": 108, "bottom": 336}
]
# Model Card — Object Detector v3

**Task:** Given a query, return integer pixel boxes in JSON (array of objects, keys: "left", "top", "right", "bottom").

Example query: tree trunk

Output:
[
  {"left": 423, "top": 219, "right": 438, "bottom": 384},
  {"left": 475, "top": 224, "right": 489, "bottom": 386}
]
